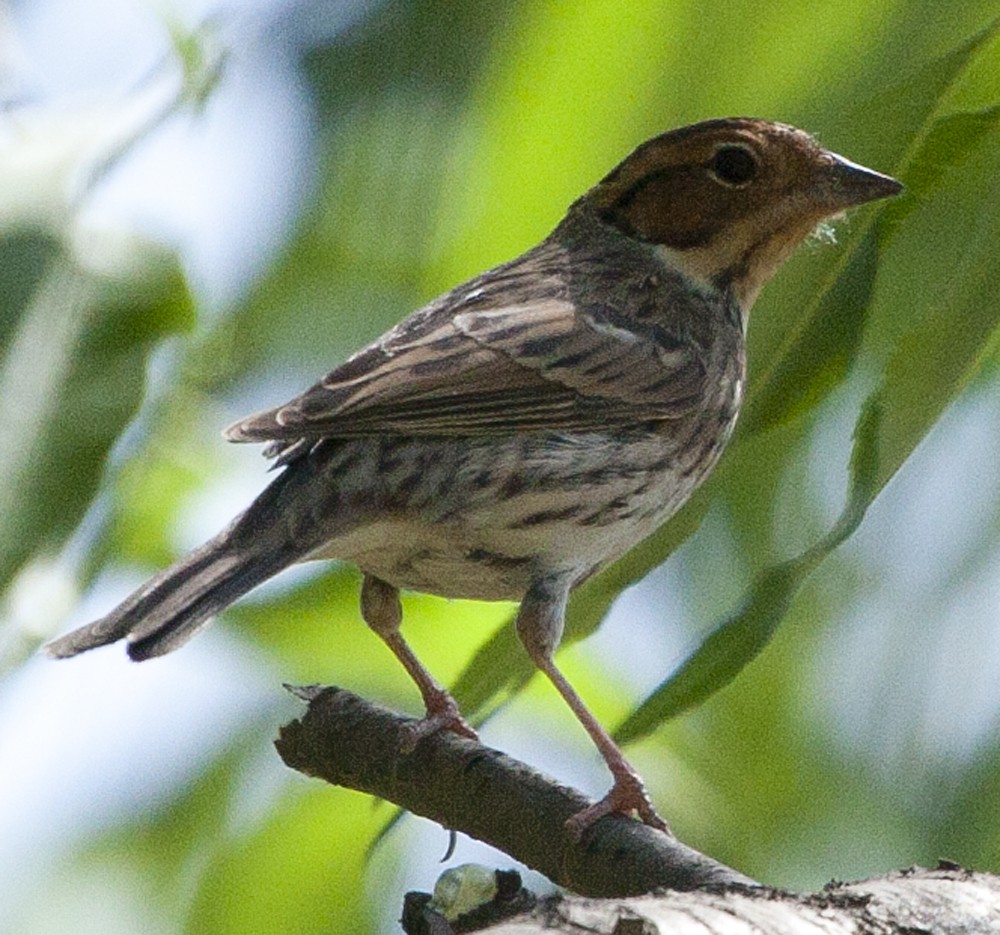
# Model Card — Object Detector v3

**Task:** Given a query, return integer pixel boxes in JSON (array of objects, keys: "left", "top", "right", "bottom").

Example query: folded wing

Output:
[{"left": 226, "top": 260, "right": 707, "bottom": 444}]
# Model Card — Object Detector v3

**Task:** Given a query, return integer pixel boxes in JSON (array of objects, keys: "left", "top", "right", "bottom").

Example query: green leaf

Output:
[
  {"left": 0, "top": 230, "right": 61, "bottom": 347},
  {"left": 877, "top": 103, "right": 1000, "bottom": 249},
  {"left": 616, "top": 104, "right": 1000, "bottom": 742},
  {"left": 845, "top": 13, "right": 1000, "bottom": 167},
  {"left": 745, "top": 16, "right": 1000, "bottom": 438},
  {"left": 0, "top": 32, "right": 219, "bottom": 608},
  {"left": 616, "top": 400, "right": 883, "bottom": 743},
  {"left": 741, "top": 232, "right": 881, "bottom": 436},
  {"left": 449, "top": 20, "right": 1000, "bottom": 726},
  {"left": 867, "top": 180, "right": 1000, "bottom": 494},
  {"left": 616, "top": 559, "right": 812, "bottom": 743},
  {"left": 0, "top": 235, "right": 194, "bottom": 593}
]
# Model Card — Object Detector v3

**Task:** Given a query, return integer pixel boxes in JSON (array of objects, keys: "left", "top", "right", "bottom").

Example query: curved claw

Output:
[
  {"left": 399, "top": 688, "right": 478, "bottom": 753},
  {"left": 565, "top": 770, "right": 672, "bottom": 841}
]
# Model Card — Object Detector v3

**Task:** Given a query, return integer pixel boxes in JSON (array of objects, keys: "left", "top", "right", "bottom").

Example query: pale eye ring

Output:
[{"left": 710, "top": 144, "right": 758, "bottom": 187}]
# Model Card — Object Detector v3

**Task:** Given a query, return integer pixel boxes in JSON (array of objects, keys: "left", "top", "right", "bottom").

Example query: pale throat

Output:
[
  {"left": 653, "top": 214, "right": 821, "bottom": 320},
  {"left": 652, "top": 241, "right": 755, "bottom": 330}
]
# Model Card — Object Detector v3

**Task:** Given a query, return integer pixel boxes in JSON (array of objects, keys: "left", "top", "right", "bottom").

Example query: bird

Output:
[{"left": 46, "top": 118, "right": 902, "bottom": 836}]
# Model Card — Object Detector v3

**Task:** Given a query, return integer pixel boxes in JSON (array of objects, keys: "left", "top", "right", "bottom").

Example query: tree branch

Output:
[
  {"left": 274, "top": 685, "right": 755, "bottom": 897},
  {"left": 425, "top": 865, "right": 1000, "bottom": 934}
]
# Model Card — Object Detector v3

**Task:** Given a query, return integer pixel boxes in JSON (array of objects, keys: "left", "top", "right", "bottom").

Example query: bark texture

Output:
[
  {"left": 274, "top": 687, "right": 1000, "bottom": 933},
  {"left": 274, "top": 685, "right": 753, "bottom": 896},
  {"left": 450, "top": 866, "right": 1000, "bottom": 934}
]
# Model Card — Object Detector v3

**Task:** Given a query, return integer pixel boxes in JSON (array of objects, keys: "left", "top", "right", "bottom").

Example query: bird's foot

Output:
[
  {"left": 400, "top": 688, "right": 478, "bottom": 753},
  {"left": 565, "top": 767, "right": 672, "bottom": 840}
]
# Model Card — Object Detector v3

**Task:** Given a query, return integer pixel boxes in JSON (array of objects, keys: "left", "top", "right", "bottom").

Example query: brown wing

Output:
[{"left": 225, "top": 254, "right": 708, "bottom": 444}]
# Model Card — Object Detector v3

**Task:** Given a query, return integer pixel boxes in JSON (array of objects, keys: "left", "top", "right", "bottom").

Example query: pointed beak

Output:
[{"left": 819, "top": 151, "right": 903, "bottom": 210}]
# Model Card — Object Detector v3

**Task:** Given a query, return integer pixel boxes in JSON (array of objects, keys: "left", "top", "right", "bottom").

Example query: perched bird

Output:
[{"left": 47, "top": 118, "right": 901, "bottom": 835}]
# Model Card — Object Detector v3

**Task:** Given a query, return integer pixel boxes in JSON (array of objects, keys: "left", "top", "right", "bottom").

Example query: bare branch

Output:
[{"left": 274, "top": 685, "right": 755, "bottom": 897}]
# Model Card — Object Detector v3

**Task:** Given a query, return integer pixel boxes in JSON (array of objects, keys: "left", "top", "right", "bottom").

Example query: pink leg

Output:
[
  {"left": 517, "top": 577, "right": 670, "bottom": 838},
  {"left": 361, "top": 574, "right": 477, "bottom": 751}
]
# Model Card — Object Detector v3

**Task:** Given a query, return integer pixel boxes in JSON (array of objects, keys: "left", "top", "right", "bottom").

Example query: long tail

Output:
[{"left": 46, "top": 478, "right": 311, "bottom": 662}]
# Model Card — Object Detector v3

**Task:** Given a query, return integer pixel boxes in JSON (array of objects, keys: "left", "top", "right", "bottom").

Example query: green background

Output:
[{"left": 3, "top": 2, "right": 1000, "bottom": 932}]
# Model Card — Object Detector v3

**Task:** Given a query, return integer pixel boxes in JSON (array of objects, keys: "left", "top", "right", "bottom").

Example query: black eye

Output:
[{"left": 710, "top": 145, "right": 758, "bottom": 187}]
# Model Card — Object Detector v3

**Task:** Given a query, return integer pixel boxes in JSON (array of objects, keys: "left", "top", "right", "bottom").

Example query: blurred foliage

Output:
[
  {"left": 0, "top": 234, "right": 193, "bottom": 592},
  {"left": 5, "top": 2, "right": 1000, "bottom": 934}
]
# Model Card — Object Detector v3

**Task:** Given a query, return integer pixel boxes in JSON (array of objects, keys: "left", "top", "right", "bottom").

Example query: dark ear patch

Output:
[{"left": 600, "top": 166, "right": 717, "bottom": 249}]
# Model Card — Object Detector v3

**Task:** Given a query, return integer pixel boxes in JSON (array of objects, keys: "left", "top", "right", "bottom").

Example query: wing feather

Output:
[{"left": 225, "top": 249, "right": 708, "bottom": 445}]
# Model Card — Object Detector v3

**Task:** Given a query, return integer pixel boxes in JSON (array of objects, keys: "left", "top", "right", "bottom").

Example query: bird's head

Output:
[{"left": 582, "top": 117, "right": 902, "bottom": 309}]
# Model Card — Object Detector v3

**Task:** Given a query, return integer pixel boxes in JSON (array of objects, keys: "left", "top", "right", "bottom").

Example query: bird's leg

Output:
[
  {"left": 360, "top": 573, "right": 477, "bottom": 751},
  {"left": 516, "top": 576, "right": 670, "bottom": 838}
]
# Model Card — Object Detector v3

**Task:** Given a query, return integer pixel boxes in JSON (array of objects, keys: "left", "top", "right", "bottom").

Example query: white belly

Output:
[{"left": 305, "top": 430, "right": 700, "bottom": 601}]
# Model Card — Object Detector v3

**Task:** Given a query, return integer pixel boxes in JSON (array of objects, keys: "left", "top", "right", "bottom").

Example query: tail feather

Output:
[
  {"left": 46, "top": 442, "right": 345, "bottom": 662},
  {"left": 45, "top": 525, "right": 301, "bottom": 661}
]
